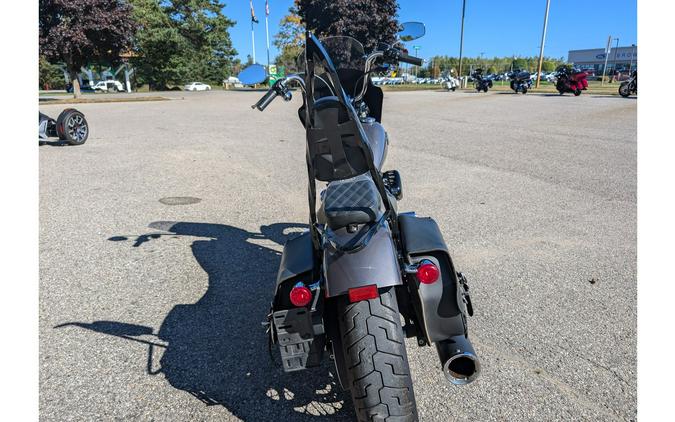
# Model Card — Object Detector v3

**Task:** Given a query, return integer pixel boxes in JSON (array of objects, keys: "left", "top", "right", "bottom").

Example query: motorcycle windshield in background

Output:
[{"left": 298, "top": 35, "right": 366, "bottom": 99}]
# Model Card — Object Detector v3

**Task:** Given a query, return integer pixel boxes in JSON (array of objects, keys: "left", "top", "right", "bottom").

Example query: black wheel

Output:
[
  {"left": 510, "top": 81, "right": 516, "bottom": 91},
  {"left": 476, "top": 87, "right": 481, "bottom": 92},
  {"left": 337, "top": 287, "right": 418, "bottom": 422},
  {"left": 619, "top": 83, "right": 631, "bottom": 97},
  {"left": 451, "top": 87, "right": 456, "bottom": 92},
  {"left": 522, "top": 86, "right": 528, "bottom": 94},
  {"left": 56, "top": 109, "right": 89, "bottom": 145},
  {"left": 574, "top": 89, "right": 581, "bottom": 96},
  {"left": 483, "top": 86, "right": 488, "bottom": 93}
]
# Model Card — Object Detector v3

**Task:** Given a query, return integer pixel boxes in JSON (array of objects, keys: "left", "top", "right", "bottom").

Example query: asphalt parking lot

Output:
[{"left": 39, "top": 90, "right": 636, "bottom": 421}]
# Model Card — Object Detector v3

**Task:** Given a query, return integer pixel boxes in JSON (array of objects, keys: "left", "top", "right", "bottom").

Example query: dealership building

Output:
[{"left": 568, "top": 45, "right": 637, "bottom": 74}]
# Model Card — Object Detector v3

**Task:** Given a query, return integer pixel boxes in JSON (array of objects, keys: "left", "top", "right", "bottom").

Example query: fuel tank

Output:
[{"left": 361, "top": 118, "right": 388, "bottom": 171}]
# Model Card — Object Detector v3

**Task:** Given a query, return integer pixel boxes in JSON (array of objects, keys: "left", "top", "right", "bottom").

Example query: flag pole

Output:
[
  {"left": 250, "top": 0, "right": 257, "bottom": 63},
  {"left": 251, "top": 20, "right": 256, "bottom": 63},
  {"left": 265, "top": 1, "right": 271, "bottom": 69}
]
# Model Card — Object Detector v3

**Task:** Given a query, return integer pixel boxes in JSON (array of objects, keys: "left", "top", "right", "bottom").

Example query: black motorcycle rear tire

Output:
[
  {"left": 619, "top": 83, "right": 631, "bottom": 97},
  {"left": 574, "top": 89, "right": 581, "bottom": 96},
  {"left": 337, "top": 287, "right": 418, "bottom": 422}
]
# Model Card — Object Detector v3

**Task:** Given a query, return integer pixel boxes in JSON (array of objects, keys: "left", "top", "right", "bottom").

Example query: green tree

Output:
[
  {"left": 296, "top": 0, "right": 399, "bottom": 51},
  {"left": 273, "top": 7, "right": 305, "bottom": 73},
  {"left": 541, "top": 60, "right": 556, "bottom": 72},
  {"left": 39, "top": 56, "right": 66, "bottom": 90},
  {"left": 40, "top": 0, "right": 136, "bottom": 98},
  {"left": 130, "top": 0, "right": 237, "bottom": 89}
]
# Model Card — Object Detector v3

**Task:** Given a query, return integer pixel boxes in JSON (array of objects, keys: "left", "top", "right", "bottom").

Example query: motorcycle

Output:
[
  {"left": 472, "top": 68, "right": 492, "bottom": 92},
  {"left": 508, "top": 70, "right": 532, "bottom": 94},
  {"left": 619, "top": 70, "right": 637, "bottom": 97},
  {"left": 554, "top": 65, "right": 588, "bottom": 96},
  {"left": 444, "top": 70, "right": 461, "bottom": 91},
  {"left": 238, "top": 22, "right": 479, "bottom": 422}
]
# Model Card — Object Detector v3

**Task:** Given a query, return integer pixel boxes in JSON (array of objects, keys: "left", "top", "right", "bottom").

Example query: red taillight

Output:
[
  {"left": 417, "top": 261, "right": 440, "bottom": 284},
  {"left": 348, "top": 285, "right": 378, "bottom": 303},
  {"left": 289, "top": 285, "right": 312, "bottom": 307}
]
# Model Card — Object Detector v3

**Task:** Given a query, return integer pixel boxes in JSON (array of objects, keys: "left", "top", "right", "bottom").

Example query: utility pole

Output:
[
  {"left": 458, "top": 0, "right": 467, "bottom": 79},
  {"left": 601, "top": 35, "right": 612, "bottom": 86},
  {"left": 629, "top": 44, "right": 636, "bottom": 72},
  {"left": 535, "top": 0, "right": 551, "bottom": 88}
]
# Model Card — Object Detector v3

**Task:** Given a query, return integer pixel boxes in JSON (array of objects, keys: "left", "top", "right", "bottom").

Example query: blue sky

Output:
[{"left": 226, "top": 0, "right": 637, "bottom": 63}]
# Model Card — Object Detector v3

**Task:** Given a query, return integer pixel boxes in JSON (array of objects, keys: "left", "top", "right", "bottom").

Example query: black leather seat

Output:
[{"left": 324, "top": 176, "right": 382, "bottom": 229}]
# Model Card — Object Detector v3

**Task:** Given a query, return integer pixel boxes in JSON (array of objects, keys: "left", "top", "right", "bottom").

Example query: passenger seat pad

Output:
[{"left": 324, "top": 177, "right": 382, "bottom": 229}]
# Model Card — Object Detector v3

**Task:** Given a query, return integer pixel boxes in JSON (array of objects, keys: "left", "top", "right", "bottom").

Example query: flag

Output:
[
  {"left": 265, "top": 0, "right": 269, "bottom": 16},
  {"left": 250, "top": 0, "right": 259, "bottom": 23}
]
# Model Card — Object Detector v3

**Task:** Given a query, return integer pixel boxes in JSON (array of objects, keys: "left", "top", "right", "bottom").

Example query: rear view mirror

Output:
[
  {"left": 399, "top": 22, "right": 426, "bottom": 42},
  {"left": 238, "top": 64, "right": 267, "bottom": 85}
]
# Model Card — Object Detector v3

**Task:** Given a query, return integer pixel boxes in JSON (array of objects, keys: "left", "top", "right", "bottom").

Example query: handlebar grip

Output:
[
  {"left": 399, "top": 53, "right": 423, "bottom": 66},
  {"left": 253, "top": 88, "right": 278, "bottom": 111}
]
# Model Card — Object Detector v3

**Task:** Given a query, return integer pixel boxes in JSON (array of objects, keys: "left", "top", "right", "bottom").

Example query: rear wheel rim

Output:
[{"left": 67, "top": 115, "right": 87, "bottom": 142}]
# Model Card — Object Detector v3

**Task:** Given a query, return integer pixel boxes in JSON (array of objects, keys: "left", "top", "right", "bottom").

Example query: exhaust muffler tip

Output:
[
  {"left": 442, "top": 351, "right": 481, "bottom": 385},
  {"left": 436, "top": 336, "right": 481, "bottom": 385}
]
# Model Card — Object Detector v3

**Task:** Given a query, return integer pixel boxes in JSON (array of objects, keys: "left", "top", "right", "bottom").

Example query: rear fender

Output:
[
  {"left": 323, "top": 224, "right": 402, "bottom": 297},
  {"left": 398, "top": 214, "right": 471, "bottom": 344}
]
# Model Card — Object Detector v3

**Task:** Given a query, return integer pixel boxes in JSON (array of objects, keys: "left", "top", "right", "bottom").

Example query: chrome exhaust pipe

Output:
[{"left": 436, "top": 335, "right": 481, "bottom": 385}]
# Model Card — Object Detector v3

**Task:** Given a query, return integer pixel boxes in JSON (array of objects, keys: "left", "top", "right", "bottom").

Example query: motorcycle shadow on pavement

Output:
[{"left": 57, "top": 221, "right": 354, "bottom": 421}]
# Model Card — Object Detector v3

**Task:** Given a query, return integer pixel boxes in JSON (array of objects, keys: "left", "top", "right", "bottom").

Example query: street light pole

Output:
[
  {"left": 629, "top": 44, "right": 636, "bottom": 72},
  {"left": 535, "top": 0, "right": 551, "bottom": 88},
  {"left": 458, "top": 0, "right": 467, "bottom": 79}
]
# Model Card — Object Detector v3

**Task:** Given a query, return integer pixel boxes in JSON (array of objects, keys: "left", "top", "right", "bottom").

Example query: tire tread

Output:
[{"left": 338, "top": 288, "right": 418, "bottom": 422}]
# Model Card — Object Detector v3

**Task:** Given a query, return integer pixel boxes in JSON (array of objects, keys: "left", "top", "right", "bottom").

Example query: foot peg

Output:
[{"left": 382, "top": 170, "right": 403, "bottom": 200}]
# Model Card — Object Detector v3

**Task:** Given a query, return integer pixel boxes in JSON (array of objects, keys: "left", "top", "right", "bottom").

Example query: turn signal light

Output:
[
  {"left": 289, "top": 284, "right": 312, "bottom": 307},
  {"left": 348, "top": 285, "right": 378, "bottom": 303},
  {"left": 417, "top": 261, "right": 440, "bottom": 284}
]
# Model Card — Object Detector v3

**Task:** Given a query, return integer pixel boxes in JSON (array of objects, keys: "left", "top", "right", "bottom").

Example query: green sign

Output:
[{"left": 269, "top": 65, "right": 285, "bottom": 86}]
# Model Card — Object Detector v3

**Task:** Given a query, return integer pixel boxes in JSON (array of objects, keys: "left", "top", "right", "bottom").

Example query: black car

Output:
[{"left": 65, "top": 83, "right": 95, "bottom": 93}]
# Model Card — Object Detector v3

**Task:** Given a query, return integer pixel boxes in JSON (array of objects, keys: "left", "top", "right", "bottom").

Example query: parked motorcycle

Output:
[
  {"left": 444, "top": 70, "right": 461, "bottom": 91},
  {"left": 239, "top": 22, "right": 479, "bottom": 422},
  {"left": 554, "top": 65, "right": 588, "bottom": 96},
  {"left": 508, "top": 70, "right": 532, "bottom": 94},
  {"left": 472, "top": 68, "right": 492, "bottom": 92},
  {"left": 619, "top": 70, "right": 637, "bottom": 97}
]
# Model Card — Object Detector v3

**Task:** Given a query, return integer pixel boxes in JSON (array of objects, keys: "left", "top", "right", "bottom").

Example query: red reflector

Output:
[
  {"left": 348, "top": 285, "right": 379, "bottom": 302},
  {"left": 289, "top": 285, "right": 312, "bottom": 307},
  {"left": 417, "top": 262, "right": 440, "bottom": 284}
]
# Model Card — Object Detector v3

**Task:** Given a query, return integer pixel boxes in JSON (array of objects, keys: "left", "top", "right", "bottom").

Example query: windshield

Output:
[
  {"left": 297, "top": 36, "right": 368, "bottom": 99},
  {"left": 297, "top": 36, "right": 366, "bottom": 72}
]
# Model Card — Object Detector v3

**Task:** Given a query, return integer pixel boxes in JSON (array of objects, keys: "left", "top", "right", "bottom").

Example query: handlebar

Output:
[
  {"left": 252, "top": 88, "right": 278, "bottom": 111},
  {"left": 251, "top": 75, "right": 305, "bottom": 112},
  {"left": 398, "top": 52, "right": 423, "bottom": 66}
]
